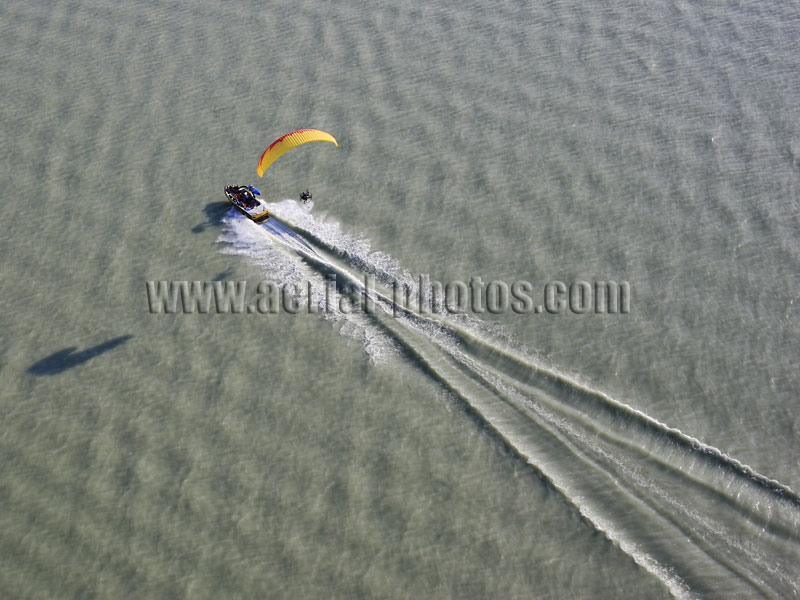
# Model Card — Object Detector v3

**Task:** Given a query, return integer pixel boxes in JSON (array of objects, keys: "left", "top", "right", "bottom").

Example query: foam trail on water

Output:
[
  {"left": 217, "top": 204, "right": 397, "bottom": 363},
  {"left": 218, "top": 201, "right": 800, "bottom": 599}
]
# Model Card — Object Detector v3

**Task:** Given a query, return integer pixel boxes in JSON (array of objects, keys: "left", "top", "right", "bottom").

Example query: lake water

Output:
[{"left": 2, "top": 0, "right": 799, "bottom": 597}]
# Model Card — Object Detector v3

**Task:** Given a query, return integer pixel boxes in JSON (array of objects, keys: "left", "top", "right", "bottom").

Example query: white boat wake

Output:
[{"left": 218, "top": 200, "right": 800, "bottom": 599}]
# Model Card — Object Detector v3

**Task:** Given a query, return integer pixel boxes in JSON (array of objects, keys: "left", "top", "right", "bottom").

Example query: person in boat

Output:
[
  {"left": 243, "top": 188, "right": 257, "bottom": 209},
  {"left": 227, "top": 185, "right": 259, "bottom": 209}
]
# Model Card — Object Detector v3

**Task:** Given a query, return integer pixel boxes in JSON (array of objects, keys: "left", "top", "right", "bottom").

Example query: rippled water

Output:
[{"left": 2, "top": 0, "right": 799, "bottom": 598}]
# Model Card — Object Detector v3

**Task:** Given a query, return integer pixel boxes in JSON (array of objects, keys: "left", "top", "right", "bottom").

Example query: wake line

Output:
[
  {"left": 373, "top": 308, "right": 800, "bottom": 599},
  {"left": 380, "top": 306, "right": 800, "bottom": 599},
  {"left": 261, "top": 215, "right": 319, "bottom": 256},
  {"left": 278, "top": 207, "right": 798, "bottom": 501},
  {"left": 220, "top": 203, "right": 800, "bottom": 599},
  {"left": 452, "top": 329, "right": 800, "bottom": 503}
]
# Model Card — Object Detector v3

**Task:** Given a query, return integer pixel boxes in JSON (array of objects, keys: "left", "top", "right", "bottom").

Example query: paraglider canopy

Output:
[{"left": 257, "top": 129, "right": 338, "bottom": 177}]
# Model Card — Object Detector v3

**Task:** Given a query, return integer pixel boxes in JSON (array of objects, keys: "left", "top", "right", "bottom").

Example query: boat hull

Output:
[
  {"left": 224, "top": 186, "right": 269, "bottom": 222},
  {"left": 228, "top": 199, "right": 270, "bottom": 222}
]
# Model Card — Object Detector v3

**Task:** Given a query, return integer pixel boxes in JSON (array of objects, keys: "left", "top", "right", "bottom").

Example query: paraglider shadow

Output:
[
  {"left": 27, "top": 335, "right": 133, "bottom": 376},
  {"left": 192, "top": 202, "right": 231, "bottom": 233},
  {"left": 212, "top": 267, "right": 234, "bottom": 281}
]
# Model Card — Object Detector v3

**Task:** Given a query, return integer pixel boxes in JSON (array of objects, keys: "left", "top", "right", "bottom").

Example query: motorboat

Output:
[{"left": 224, "top": 185, "right": 269, "bottom": 222}]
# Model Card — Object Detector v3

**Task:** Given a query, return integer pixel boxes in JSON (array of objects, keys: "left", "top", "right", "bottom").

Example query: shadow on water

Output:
[
  {"left": 212, "top": 267, "right": 234, "bottom": 281},
  {"left": 192, "top": 202, "right": 231, "bottom": 233},
  {"left": 27, "top": 335, "right": 133, "bottom": 376}
]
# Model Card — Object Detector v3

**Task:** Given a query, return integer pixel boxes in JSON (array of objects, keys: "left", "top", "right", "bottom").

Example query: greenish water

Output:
[{"left": 2, "top": 0, "right": 799, "bottom": 598}]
